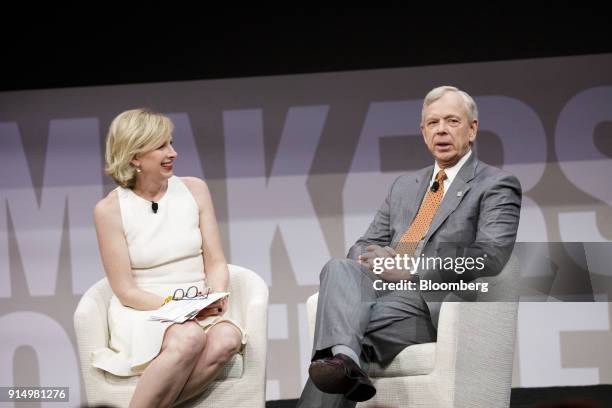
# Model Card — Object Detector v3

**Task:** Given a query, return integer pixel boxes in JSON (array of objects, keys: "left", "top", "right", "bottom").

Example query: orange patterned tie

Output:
[{"left": 395, "top": 169, "right": 447, "bottom": 256}]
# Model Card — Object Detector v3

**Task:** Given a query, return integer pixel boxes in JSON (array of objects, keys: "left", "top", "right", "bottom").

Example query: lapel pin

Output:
[{"left": 457, "top": 191, "right": 463, "bottom": 197}]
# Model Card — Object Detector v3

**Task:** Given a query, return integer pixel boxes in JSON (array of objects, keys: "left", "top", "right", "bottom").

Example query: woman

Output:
[{"left": 92, "top": 109, "right": 246, "bottom": 408}]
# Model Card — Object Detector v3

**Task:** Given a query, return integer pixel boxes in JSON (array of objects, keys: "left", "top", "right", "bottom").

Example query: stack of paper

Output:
[{"left": 149, "top": 292, "right": 229, "bottom": 323}]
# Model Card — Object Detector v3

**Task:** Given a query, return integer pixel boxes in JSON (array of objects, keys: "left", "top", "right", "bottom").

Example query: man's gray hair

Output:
[{"left": 422, "top": 86, "right": 478, "bottom": 124}]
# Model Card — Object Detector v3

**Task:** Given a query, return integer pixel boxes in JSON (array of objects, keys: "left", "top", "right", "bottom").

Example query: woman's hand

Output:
[{"left": 195, "top": 296, "right": 227, "bottom": 320}]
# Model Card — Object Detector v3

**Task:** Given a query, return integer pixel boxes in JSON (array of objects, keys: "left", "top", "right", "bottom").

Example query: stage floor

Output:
[{"left": 266, "top": 384, "right": 612, "bottom": 408}]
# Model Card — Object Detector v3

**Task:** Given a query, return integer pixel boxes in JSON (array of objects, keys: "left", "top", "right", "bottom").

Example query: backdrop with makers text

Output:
[{"left": 1, "top": 53, "right": 611, "bottom": 404}]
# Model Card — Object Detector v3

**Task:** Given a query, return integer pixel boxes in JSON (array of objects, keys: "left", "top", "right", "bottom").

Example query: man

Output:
[{"left": 297, "top": 86, "right": 522, "bottom": 407}]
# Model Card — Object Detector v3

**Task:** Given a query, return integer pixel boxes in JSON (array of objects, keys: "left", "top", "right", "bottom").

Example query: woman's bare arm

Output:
[
  {"left": 93, "top": 191, "right": 165, "bottom": 310},
  {"left": 182, "top": 177, "right": 229, "bottom": 293}
]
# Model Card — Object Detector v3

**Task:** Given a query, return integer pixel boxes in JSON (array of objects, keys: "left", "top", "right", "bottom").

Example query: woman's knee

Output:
[
  {"left": 163, "top": 323, "right": 206, "bottom": 360},
  {"left": 207, "top": 325, "right": 241, "bottom": 364}
]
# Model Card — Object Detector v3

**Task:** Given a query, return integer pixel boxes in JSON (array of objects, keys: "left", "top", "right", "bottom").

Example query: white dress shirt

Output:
[{"left": 428, "top": 149, "right": 472, "bottom": 199}]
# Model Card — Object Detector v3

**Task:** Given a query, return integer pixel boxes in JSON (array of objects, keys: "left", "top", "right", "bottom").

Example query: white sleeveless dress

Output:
[{"left": 92, "top": 176, "right": 246, "bottom": 377}]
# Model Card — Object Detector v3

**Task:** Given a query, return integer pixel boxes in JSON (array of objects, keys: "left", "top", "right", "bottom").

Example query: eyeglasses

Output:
[{"left": 172, "top": 286, "right": 211, "bottom": 301}]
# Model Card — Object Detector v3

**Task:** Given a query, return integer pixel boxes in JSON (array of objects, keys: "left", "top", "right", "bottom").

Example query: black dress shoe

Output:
[{"left": 308, "top": 353, "right": 376, "bottom": 402}]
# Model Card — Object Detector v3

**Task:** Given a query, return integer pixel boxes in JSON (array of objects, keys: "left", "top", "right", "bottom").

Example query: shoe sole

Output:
[
  {"left": 309, "top": 360, "right": 354, "bottom": 394},
  {"left": 345, "top": 379, "right": 377, "bottom": 402},
  {"left": 309, "top": 361, "right": 377, "bottom": 402}
]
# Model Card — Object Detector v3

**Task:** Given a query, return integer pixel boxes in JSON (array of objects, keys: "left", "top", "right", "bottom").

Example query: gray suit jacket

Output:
[{"left": 347, "top": 152, "right": 522, "bottom": 327}]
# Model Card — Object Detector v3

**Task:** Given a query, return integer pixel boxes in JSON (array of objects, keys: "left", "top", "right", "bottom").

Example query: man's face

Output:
[{"left": 421, "top": 91, "right": 478, "bottom": 168}]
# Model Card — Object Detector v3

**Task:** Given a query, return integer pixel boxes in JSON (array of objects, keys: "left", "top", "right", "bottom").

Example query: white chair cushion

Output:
[{"left": 368, "top": 342, "right": 436, "bottom": 378}]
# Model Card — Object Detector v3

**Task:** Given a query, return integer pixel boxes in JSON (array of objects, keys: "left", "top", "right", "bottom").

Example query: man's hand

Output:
[
  {"left": 358, "top": 245, "right": 412, "bottom": 283},
  {"left": 358, "top": 244, "right": 394, "bottom": 270}
]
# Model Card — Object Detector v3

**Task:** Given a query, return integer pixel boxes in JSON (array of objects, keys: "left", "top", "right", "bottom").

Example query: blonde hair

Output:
[
  {"left": 422, "top": 86, "right": 478, "bottom": 124},
  {"left": 105, "top": 109, "right": 174, "bottom": 188}
]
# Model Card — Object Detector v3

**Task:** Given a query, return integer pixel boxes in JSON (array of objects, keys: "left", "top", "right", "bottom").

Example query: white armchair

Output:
[
  {"left": 74, "top": 264, "right": 268, "bottom": 408},
  {"left": 306, "top": 257, "right": 519, "bottom": 408}
]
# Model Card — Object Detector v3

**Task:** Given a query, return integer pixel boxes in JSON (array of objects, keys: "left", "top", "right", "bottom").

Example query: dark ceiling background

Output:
[{"left": 3, "top": 6, "right": 611, "bottom": 91}]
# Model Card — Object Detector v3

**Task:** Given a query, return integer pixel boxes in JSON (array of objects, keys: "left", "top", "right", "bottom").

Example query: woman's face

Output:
[{"left": 132, "top": 136, "right": 177, "bottom": 179}]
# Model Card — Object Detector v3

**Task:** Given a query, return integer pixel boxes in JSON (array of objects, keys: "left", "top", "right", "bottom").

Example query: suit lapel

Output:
[
  {"left": 422, "top": 153, "right": 478, "bottom": 245},
  {"left": 391, "top": 166, "right": 432, "bottom": 247},
  {"left": 410, "top": 167, "right": 433, "bottom": 223}
]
